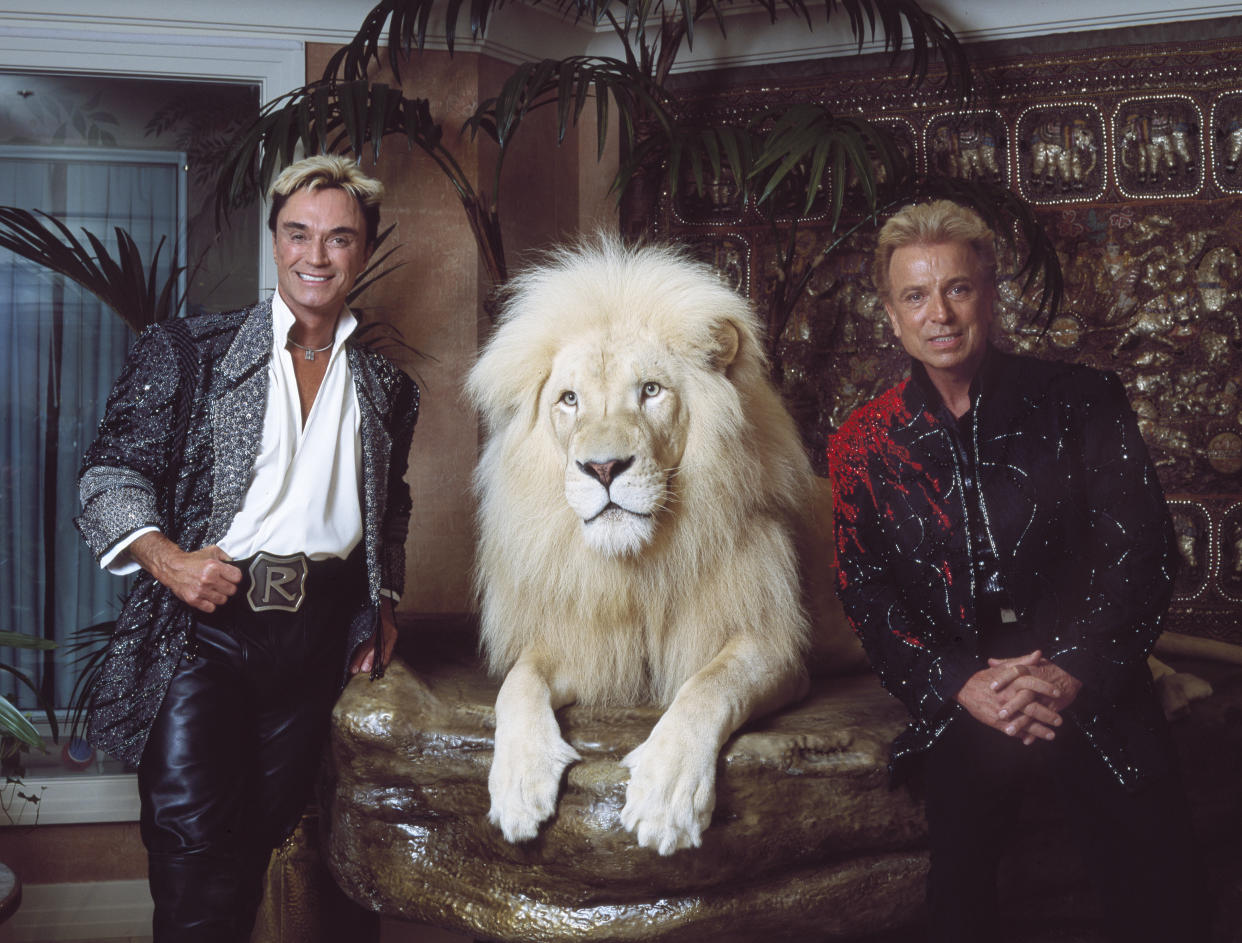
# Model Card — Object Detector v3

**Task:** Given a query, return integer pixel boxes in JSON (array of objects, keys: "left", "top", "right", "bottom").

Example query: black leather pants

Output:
[{"left": 138, "top": 558, "right": 362, "bottom": 943}]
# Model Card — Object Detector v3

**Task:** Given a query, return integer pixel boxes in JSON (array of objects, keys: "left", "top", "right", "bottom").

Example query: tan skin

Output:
[
  {"left": 127, "top": 186, "right": 396, "bottom": 675},
  {"left": 883, "top": 241, "right": 1083, "bottom": 745}
]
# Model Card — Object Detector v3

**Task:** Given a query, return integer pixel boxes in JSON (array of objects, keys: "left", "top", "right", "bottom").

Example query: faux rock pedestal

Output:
[
  {"left": 322, "top": 640, "right": 927, "bottom": 942},
  {"left": 322, "top": 628, "right": 1242, "bottom": 942}
]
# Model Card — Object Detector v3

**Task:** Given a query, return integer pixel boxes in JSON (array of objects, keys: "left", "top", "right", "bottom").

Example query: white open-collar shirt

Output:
[{"left": 216, "top": 291, "right": 363, "bottom": 561}]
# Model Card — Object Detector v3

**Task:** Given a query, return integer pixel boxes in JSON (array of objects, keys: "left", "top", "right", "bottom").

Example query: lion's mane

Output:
[{"left": 467, "top": 237, "right": 814, "bottom": 707}]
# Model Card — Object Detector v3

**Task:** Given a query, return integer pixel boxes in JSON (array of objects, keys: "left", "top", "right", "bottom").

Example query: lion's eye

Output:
[
  {"left": 641, "top": 381, "right": 662, "bottom": 399},
  {"left": 559, "top": 390, "right": 578, "bottom": 407}
]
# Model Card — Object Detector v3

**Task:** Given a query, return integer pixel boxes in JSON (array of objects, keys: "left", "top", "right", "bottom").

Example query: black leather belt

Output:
[{"left": 204, "top": 547, "right": 365, "bottom": 629}]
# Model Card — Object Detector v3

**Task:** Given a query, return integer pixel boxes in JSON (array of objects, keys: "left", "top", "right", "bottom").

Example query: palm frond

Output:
[
  {"left": 325, "top": 0, "right": 626, "bottom": 82},
  {"left": 0, "top": 208, "right": 184, "bottom": 331},
  {"left": 213, "top": 80, "right": 454, "bottom": 227},
  {"left": 347, "top": 223, "right": 407, "bottom": 304},
  {"left": 467, "top": 55, "right": 668, "bottom": 156},
  {"left": 0, "top": 696, "right": 44, "bottom": 753},
  {"left": 63, "top": 621, "right": 114, "bottom": 744},
  {"left": 0, "top": 633, "right": 57, "bottom": 652},
  {"left": 747, "top": 106, "right": 910, "bottom": 223},
  {"left": 647, "top": 123, "right": 759, "bottom": 204},
  {"left": 326, "top": 0, "right": 505, "bottom": 81},
  {"left": 354, "top": 320, "right": 432, "bottom": 367},
  {"left": 772, "top": 0, "right": 971, "bottom": 99},
  {"left": 586, "top": 0, "right": 969, "bottom": 97}
]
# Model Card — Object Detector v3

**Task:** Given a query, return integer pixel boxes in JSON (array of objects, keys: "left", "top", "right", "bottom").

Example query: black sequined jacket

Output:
[
  {"left": 828, "top": 349, "right": 1177, "bottom": 789},
  {"left": 75, "top": 299, "right": 419, "bottom": 766}
]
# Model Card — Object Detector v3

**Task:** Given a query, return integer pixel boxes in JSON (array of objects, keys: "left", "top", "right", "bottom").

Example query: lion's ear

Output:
[{"left": 707, "top": 321, "right": 741, "bottom": 372}]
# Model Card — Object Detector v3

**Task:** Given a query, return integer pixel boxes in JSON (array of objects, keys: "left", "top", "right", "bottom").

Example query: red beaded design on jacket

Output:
[{"left": 827, "top": 379, "right": 953, "bottom": 651}]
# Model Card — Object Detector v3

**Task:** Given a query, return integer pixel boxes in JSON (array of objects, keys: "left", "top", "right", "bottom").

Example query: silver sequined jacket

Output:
[
  {"left": 75, "top": 299, "right": 419, "bottom": 766},
  {"left": 829, "top": 349, "right": 1176, "bottom": 789}
]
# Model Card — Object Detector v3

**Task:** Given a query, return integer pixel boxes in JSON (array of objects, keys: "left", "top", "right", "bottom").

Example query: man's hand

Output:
[
  {"left": 989, "top": 653, "right": 1083, "bottom": 744},
  {"left": 129, "top": 532, "right": 241, "bottom": 613},
  {"left": 954, "top": 650, "right": 1068, "bottom": 745},
  {"left": 350, "top": 599, "right": 398, "bottom": 675}
]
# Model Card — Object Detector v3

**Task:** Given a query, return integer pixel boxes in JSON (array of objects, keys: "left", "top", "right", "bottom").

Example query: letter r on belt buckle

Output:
[{"left": 246, "top": 551, "right": 309, "bottom": 613}]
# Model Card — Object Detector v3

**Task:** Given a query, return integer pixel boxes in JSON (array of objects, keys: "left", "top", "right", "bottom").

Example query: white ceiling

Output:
[{"left": 2, "top": 0, "right": 1242, "bottom": 72}]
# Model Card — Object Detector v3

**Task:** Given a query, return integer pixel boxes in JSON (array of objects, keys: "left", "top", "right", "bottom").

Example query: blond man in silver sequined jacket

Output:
[
  {"left": 76, "top": 297, "right": 418, "bottom": 764},
  {"left": 76, "top": 156, "right": 418, "bottom": 941}
]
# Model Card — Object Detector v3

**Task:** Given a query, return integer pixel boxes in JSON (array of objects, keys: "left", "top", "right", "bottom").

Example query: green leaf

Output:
[
  {"left": 805, "top": 136, "right": 830, "bottom": 218},
  {"left": 808, "top": 0, "right": 972, "bottom": 100},
  {"left": 0, "top": 632, "right": 57, "bottom": 651},
  {"left": 0, "top": 694, "right": 44, "bottom": 752},
  {"left": 595, "top": 80, "right": 610, "bottom": 159},
  {"left": 701, "top": 129, "right": 721, "bottom": 182},
  {"left": 0, "top": 660, "right": 56, "bottom": 747},
  {"left": 829, "top": 138, "right": 846, "bottom": 227}
]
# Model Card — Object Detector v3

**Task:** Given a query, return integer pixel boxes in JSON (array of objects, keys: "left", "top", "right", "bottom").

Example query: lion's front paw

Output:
[
  {"left": 619, "top": 735, "right": 716, "bottom": 856},
  {"left": 488, "top": 732, "right": 581, "bottom": 844}
]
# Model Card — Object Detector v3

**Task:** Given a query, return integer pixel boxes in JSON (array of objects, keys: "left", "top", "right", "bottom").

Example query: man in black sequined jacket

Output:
[{"left": 828, "top": 201, "right": 1199, "bottom": 943}]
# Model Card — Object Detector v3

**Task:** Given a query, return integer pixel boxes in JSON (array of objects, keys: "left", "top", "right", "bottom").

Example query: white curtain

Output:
[{"left": 0, "top": 153, "right": 180, "bottom": 715}]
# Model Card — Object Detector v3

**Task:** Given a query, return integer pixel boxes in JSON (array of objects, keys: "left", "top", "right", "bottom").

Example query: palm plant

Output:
[
  {"left": 212, "top": 0, "right": 1067, "bottom": 328},
  {"left": 0, "top": 632, "right": 57, "bottom": 757}
]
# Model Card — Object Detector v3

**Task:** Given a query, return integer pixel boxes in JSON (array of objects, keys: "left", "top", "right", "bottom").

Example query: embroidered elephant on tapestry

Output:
[
  {"left": 1029, "top": 119, "right": 1097, "bottom": 191},
  {"left": 1120, "top": 111, "right": 1196, "bottom": 185}
]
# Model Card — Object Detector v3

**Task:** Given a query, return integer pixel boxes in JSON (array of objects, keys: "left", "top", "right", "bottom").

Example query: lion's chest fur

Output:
[{"left": 481, "top": 533, "right": 740, "bottom": 707}]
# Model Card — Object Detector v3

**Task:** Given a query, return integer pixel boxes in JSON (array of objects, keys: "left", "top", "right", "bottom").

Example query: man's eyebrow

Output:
[{"left": 280, "top": 221, "right": 359, "bottom": 236}]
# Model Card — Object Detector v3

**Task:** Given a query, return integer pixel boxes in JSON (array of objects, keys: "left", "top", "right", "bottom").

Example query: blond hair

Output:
[
  {"left": 267, "top": 155, "right": 384, "bottom": 246},
  {"left": 873, "top": 199, "right": 997, "bottom": 300}
]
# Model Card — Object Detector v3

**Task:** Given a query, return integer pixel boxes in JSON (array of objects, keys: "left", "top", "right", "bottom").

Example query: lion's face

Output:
[{"left": 546, "top": 335, "right": 689, "bottom": 557}]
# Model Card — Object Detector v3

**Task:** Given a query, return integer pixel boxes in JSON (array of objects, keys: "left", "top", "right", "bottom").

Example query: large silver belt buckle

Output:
[{"left": 246, "top": 551, "right": 309, "bottom": 613}]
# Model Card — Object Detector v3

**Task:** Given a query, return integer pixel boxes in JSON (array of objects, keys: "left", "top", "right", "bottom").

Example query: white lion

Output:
[{"left": 466, "top": 236, "right": 858, "bottom": 856}]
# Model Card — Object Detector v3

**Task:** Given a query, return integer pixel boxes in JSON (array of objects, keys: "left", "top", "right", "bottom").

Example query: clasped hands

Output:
[{"left": 954, "top": 650, "right": 1083, "bottom": 746}]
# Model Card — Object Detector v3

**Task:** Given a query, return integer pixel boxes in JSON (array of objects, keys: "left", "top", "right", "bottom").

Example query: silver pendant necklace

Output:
[{"left": 288, "top": 338, "right": 333, "bottom": 361}]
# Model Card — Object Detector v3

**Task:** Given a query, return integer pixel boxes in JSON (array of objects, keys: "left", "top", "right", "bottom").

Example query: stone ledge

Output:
[{"left": 322, "top": 623, "right": 1242, "bottom": 942}]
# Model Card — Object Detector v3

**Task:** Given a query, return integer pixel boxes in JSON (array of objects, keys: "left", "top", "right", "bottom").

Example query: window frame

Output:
[
  {"left": 0, "top": 142, "right": 190, "bottom": 306},
  {"left": 0, "top": 21, "right": 303, "bottom": 299}
]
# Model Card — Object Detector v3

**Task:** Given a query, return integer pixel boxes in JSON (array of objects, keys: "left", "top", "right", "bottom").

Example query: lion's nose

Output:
[{"left": 577, "top": 457, "right": 634, "bottom": 487}]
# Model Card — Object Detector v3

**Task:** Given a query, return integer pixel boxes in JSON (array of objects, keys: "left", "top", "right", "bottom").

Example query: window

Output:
[
  {"left": 0, "top": 73, "right": 259, "bottom": 759},
  {"left": 0, "top": 145, "right": 185, "bottom": 716}
]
